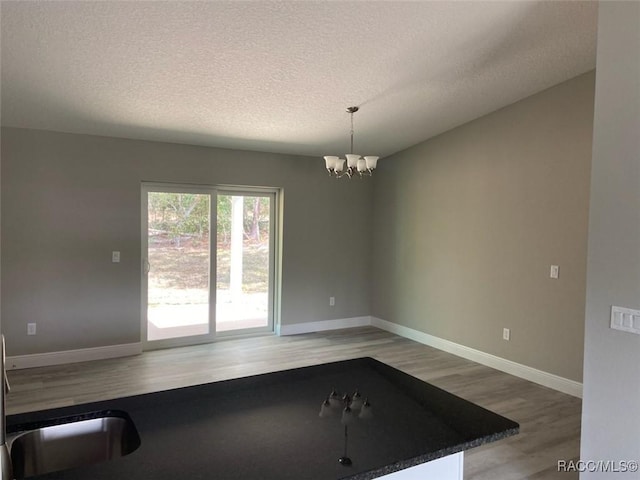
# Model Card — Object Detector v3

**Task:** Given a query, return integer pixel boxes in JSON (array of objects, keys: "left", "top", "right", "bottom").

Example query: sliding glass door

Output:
[
  {"left": 142, "top": 184, "right": 277, "bottom": 349},
  {"left": 215, "top": 194, "right": 273, "bottom": 333}
]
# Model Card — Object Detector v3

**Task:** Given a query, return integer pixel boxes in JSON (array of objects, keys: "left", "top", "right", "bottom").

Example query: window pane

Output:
[
  {"left": 147, "top": 192, "right": 210, "bottom": 341},
  {"left": 216, "top": 195, "right": 270, "bottom": 332}
]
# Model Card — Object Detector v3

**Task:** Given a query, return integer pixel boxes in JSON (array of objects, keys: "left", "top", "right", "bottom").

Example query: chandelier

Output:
[
  {"left": 319, "top": 388, "right": 373, "bottom": 466},
  {"left": 324, "top": 106, "right": 379, "bottom": 178}
]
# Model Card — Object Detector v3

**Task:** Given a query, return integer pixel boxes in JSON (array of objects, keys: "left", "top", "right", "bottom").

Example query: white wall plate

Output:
[{"left": 610, "top": 306, "right": 640, "bottom": 335}]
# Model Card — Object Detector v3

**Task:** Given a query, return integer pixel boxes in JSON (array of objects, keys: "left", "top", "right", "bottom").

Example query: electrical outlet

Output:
[
  {"left": 502, "top": 328, "right": 510, "bottom": 341},
  {"left": 27, "top": 323, "right": 37, "bottom": 335},
  {"left": 112, "top": 251, "right": 121, "bottom": 263},
  {"left": 329, "top": 297, "right": 335, "bottom": 307}
]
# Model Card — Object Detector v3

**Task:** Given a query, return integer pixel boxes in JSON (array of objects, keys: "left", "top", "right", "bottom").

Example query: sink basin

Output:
[{"left": 8, "top": 410, "right": 141, "bottom": 479}]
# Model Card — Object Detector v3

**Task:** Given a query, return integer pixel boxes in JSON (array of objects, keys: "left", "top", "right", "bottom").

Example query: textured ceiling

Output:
[{"left": 0, "top": 1, "right": 597, "bottom": 158}]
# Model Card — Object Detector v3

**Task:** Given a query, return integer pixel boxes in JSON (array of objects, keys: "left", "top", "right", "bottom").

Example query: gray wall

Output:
[
  {"left": 1, "top": 128, "right": 372, "bottom": 355},
  {"left": 371, "top": 72, "right": 595, "bottom": 382},
  {"left": 580, "top": 2, "right": 640, "bottom": 476}
]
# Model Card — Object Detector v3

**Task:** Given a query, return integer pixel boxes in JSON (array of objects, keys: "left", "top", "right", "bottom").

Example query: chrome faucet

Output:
[{"left": 0, "top": 335, "right": 12, "bottom": 479}]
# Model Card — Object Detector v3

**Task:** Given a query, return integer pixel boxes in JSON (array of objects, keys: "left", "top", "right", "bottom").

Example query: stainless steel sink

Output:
[{"left": 8, "top": 411, "right": 141, "bottom": 479}]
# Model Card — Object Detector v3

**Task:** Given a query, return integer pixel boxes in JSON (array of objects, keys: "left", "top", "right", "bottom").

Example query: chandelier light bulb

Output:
[
  {"left": 346, "top": 154, "right": 360, "bottom": 169},
  {"left": 359, "top": 399, "right": 373, "bottom": 420},
  {"left": 341, "top": 406, "right": 355, "bottom": 425},
  {"left": 351, "top": 390, "right": 363, "bottom": 410},
  {"left": 319, "top": 397, "right": 332, "bottom": 417},
  {"left": 324, "top": 156, "right": 338, "bottom": 170},
  {"left": 364, "top": 156, "right": 379, "bottom": 169},
  {"left": 329, "top": 388, "right": 342, "bottom": 407}
]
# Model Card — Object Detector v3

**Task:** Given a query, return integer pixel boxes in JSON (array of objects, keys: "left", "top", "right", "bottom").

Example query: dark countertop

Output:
[{"left": 6, "top": 357, "right": 519, "bottom": 479}]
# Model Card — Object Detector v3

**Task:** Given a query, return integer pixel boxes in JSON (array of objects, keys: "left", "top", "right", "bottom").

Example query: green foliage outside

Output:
[
  {"left": 148, "top": 192, "right": 209, "bottom": 247},
  {"left": 148, "top": 192, "right": 270, "bottom": 246},
  {"left": 147, "top": 192, "right": 271, "bottom": 303}
]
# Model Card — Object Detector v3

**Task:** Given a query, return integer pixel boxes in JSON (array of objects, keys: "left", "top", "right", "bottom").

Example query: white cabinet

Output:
[{"left": 378, "top": 452, "right": 463, "bottom": 480}]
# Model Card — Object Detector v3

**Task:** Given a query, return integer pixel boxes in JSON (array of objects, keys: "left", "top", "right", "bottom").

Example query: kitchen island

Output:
[{"left": 6, "top": 357, "right": 518, "bottom": 479}]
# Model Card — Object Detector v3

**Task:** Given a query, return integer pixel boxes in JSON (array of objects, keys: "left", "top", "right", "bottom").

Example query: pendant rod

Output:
[{"left": 347, "top": 106, "right": 359, "bottom": 155}]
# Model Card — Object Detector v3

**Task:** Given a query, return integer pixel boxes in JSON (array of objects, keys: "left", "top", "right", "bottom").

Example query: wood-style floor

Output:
[{"left": 5, "top": 327, "right": 581, "bottom": 480}]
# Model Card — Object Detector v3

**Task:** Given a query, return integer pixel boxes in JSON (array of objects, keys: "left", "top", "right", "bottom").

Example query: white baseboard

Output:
[
  {"left": 279, "top": 316, "right": 372, "bottom": 336},
  {"left": 6, "top": 342, "right": 142, "bottom": 370},
  {"left": 5, "top": 318, "right": 582, "bottom": 398},
  {"left": 371, "top": 317, "right": 583, "bottom": 398}
]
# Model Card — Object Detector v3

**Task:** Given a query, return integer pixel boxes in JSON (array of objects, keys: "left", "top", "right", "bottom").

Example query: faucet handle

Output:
[{"left": 1, "top": 335, "right": 8, "bottom": 394}]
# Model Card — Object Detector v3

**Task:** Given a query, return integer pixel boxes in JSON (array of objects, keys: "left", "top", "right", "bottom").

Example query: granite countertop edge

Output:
[{"left": 349, "top": 426, "right": 520, "bottom": 479}]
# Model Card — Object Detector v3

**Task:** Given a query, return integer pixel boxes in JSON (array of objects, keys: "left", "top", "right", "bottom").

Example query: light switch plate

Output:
[
  {"left": 610, "top": 306, "right": 640, "bottom": 335},
  {"left": 502, "top": 328, "right": 510, "bottom": 341},
  {"left": 550, "top": 265, "right": 559, "bottom": 279},
  {"left": 112, "top": 251, "right": 121, "bottom": 263}
]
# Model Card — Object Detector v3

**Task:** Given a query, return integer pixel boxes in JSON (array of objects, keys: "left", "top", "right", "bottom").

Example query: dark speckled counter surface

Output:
[{"left": 6, "top": 357, "right": 518, "bottom": 479}]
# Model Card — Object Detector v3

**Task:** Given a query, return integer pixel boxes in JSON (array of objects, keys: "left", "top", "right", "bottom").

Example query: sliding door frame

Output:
[
  {"left": 141, "top": 182, "right": 281, "bottom": 351},
  {"left": 214, "top": 186, "right": 278, "bottom": 338}
]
